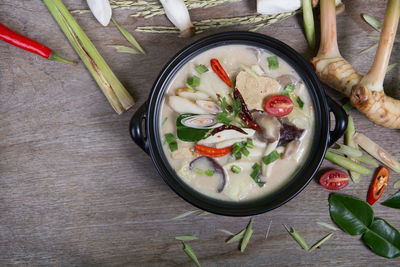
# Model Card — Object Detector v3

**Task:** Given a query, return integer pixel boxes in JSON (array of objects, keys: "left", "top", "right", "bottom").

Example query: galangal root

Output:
[{"left": 311, "top": 0, "right": 400, "bottom": 129}]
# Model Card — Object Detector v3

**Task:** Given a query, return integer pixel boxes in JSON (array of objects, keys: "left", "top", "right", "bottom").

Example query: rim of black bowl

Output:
[{"left": 145, "top": 32, "right": 329, "bottom": 216}]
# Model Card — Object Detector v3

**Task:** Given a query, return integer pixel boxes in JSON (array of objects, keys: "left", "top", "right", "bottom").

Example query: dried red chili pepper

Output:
[
  {"left": 0, "top": 23, "right": 75, "bottom": 64},
  {"left": 210, "top": 58, "right": 232, "bottom": 87},
  {"left": 211, "top": 125, "right": 248, "bottom": 136},
  {"left": 233, "top": 88, "right": 253, "bottom": 120},
  {"left": 239, "top": 113, "right": 262, "bottom": 133}
]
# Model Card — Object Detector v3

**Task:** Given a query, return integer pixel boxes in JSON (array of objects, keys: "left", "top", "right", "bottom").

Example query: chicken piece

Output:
[{"left": 235, "top": 71, "right": 280, "bottom": 110}]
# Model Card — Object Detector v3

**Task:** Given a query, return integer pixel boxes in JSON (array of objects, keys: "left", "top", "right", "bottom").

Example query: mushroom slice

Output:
[
  {"left": 180, "top": 115, "right": 222, "bottom": 129},
  {"left": 190, "top": 156, "right": 226, "bottom": 192},
  {"left": 276, "top": 74, "right": 299, "bottom": 87},
  {"left": 253, "top": 111, "right": 281, "bottom": 142},
  {"left": 196, "top": 100, "right": 222, "bottom": 114},
  {"left": 281, "top": 140, "right": 301, "bottom": 159},
  {"left": 168, "top": 95, "right": 208, "bottom": 114}
]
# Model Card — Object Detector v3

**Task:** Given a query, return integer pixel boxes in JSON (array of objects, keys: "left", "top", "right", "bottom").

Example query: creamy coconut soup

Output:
[{"left": 159, "top": 45, "right": 315, "bottom": 201}]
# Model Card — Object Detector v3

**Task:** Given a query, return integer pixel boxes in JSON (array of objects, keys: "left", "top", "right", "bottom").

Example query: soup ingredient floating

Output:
[
  {"left": 0, "top": 22, "right": 75, "bottom": 65},
  {"left": 329, "top": 193, "right": 400, "bottom": 258},
  {"left": 43, "top": 0, "right": 135, "bottom": 114},
  {"left": 367, "top": 166, "right": 389, "bottom": 205},
  {"left": 86, "top": 0, "right": 112, "bottom": 26},
  {"left": 319, "top": 169, "right": 349, "bottom": 190},
  {"left": 160, "top": 0, "right": 195, "bottom": 37}
]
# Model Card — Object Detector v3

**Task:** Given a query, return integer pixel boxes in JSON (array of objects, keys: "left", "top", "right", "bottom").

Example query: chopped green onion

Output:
[
  {"left": 195, "top": 168, "right": 203, "bottom": 175},
  {"left": 234, "top": 152, "right": 242, "bottom": 160},
  {"left": 205, "top": 169, "right": 214, "bottom": 176},
  {"left": 182, "top": 242, "right": 201, "bottom": 267},
  {"left": 325, "top": 151, "right": 372, "bottom": 175},
  {"left": 231, "top": 165, "right": 241, "bottom": 173},
  {"left": 246, "top": 138, "right": 254, "bottom": 148},
  {"left": 302, "top": 0, "right": 316, "bottom": 50},
  {"left": 308, "top": 233, "right": 333, "bottom": 252},
  {"left": 226, "top": 229, "right": 245, "bottom": 244},
  {"left": 241, "top": 147, "right": 250, "bottom": 157},
  {"left": 108, "top": 45, "right": 139, "bottom": 54},
  {"left": 282, "top": 92, "right": 290, "bottom": 97},
  {"left": 240, "top": 218, "right": 254, "bottom": 252},
  {"left": 175, "top": 235, "right": 198, "bottom": 241},
  {"left": 342, "top": 101, "right": 354, "bottom": 112},
  {"left": 267, "top": 56, "right": 279, "bottom": 70},
  {"left": 250, "top": 163, "right": 265, "bottom": 187},
  {"left": 284, "top": 83, "right": 295, "bottom": 92},
  {"left": 330, "top": 143, "right": 363, "bottom": 158},
  {"left": 296, "top": 96, "right": 304, "bottom": 109},
  {"left": 171, "top": 210, "right": 198, "bottom": 220},
  {"left": 283, "top": 225, "right": 309, "bottom": 250},
  {"left": 262, "top": 150, "right": 280, "bottom": 165},
  {"left": 232, "top": 142, "right": 244, "bottom": 154},
  {"left": 187, "top": 76, "right": 200, "bottom": 87},
  {"left": 164, "top": 133, "right": 178, "bottom": 152},
  {"left": 195, "top": 64, "right": 208, "bottom": 74},
  {"left": 112, "top": 18, "right": 145, "bottom": 54}
]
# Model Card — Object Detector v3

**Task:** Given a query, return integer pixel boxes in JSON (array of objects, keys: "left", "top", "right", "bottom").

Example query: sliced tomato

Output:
[
  {"left": 264, "top": 95, "right": 293, "bottom": 117},
  {"left": 319, "top": 170, "right": 349, "bottom": 190},
  {"left": 367, "top": 166, "right": 389, "bottom": 205}
]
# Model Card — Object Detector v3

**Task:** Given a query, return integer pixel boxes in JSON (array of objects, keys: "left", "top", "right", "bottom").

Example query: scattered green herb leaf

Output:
[
  {"left": 187, "top": 76, "right": 200, "bottom": 87},
  {"left": 195, "top": 64, "right": 208, "bottom": 74},
  {"left": 232, "top": 98, "right": 242, "bottom": 117},
  {"left": 381, "top": 190, "right": 400, "bottom": 209},
  {"left": 296, "top": 96, "right": 304, "bottom": 109},
  {"left": 183, "top": 242, "right": 201, "bottom": 267},
  {"left": 240, "top": 218, "right": 254, "bottom": 252},
  {"left": 283, "top": 225, "right": 309, "bottom": 250},
  {"left": 308, "top": 233, "right": 333, "bottom": 252},
  {"left": 205, "top": 169, "right": 214, "bottom": 176},
  {"left": 112, "top": 18, "right": 145, "bottom": 54},
  {"left": 231, "top": 165, "right": 241, "bottom": 173},
  {"left": 216, "top": 112, "right": 232, "bottom": 126},
  {"left": 171, "top": 210, "right": 198, "bottom": 220},
  {"left": 108, "top": 45, "right": 139, "bottom": 54},
  {"left": 317, "top": 222, "right": 339, "bottom": 231},
  {"left": 284, "top": 83, "right": 295, "bottom": 92},
  {"left": 175, "top": 235, "right": 198, "bottom": 241},
  {"left": 262, "top": 150, "right": 280, "bottom": 165},
  {"left": 267, "top": 56, "right": 279, "bottom": 69}
]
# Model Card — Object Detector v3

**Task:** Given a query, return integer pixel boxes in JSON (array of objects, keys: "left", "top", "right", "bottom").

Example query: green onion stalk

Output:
[{"left": 43, "top": 0, "right": 135, "bottom": 114}]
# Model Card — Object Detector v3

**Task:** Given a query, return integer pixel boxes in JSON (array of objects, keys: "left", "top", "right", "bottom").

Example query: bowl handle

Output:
[
  {"left": 327, "top": 96, "right": 348, "bottom": 147},
  {"left": 129, "top": 102, "right": 150, "bottom": 154}
]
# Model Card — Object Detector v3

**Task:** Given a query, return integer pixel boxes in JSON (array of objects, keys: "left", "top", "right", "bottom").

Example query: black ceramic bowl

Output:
[{"left": 130, "top": 32, "right": 347, "bottom": 216}]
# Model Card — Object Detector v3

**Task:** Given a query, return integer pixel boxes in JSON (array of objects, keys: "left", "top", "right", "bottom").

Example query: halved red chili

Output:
[
  {"left": 195, "top": 144, "right": 232, "bottom": 158},
  {"left": 264, "top": 95, "right": 293, "bottom": 117},
  {"left": 210, "top": 58, "right": 232, "bottom": 87},
  {"left": 367, "top": 166, "right": 389, "bottom": 205}
]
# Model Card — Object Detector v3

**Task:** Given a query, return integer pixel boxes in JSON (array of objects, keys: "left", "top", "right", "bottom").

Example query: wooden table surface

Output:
[{"left": 1, "top": 0, "right": 399, "bottom": 266}]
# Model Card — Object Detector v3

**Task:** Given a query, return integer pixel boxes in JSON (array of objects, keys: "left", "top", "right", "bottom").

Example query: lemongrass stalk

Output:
[
  {"left": 353, "top": 133, "right": 400, "bottom": 172},
  {"left": 330, "top": 143, "right": 362, "bottom": 158},
  {"left": 317, "top": 0, "right": 340, "bottom": 58},
  {"left": 344, "top": 116, "right": 361, "bottom": 183},
  {"left": 325, "top": 151, "right": 372, "bottom": 175},
  {"left": 358, "top": 0, "right": 400, "bottom": 91},
  {"left": 44, "top": 0, "right": 135, "bottom": 114},
  {"left": 302, "top": 0, "right": 316, "bottom": 50},
  {"left": 354, "top": 154, "right": 379, "bottom": 167}
]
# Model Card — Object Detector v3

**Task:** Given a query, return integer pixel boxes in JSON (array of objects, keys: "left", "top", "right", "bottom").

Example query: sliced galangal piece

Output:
[{"left": 235, "top": 71, "right": 280, "bottom": 110}]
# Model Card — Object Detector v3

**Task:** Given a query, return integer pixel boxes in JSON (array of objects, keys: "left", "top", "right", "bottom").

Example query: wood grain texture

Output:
[{"left": 0, "top": 0, "right": 399, "bottom": 266}]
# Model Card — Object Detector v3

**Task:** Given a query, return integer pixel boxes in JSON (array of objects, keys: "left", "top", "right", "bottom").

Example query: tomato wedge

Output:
[
  {"left": 319, "top": 170, "right": 349, "bottom": 190},
  {"left": 367, "top": 166, "right": 389, "bottom": 205},
  {"left": 195, "top": 144, "right": 232, "bottom": 158},
  {"left": 210, "top": 58, "right": 232, "bottom": 87},
  {"left": 264, "top": 95, "right": 293, "bottom": 117}
]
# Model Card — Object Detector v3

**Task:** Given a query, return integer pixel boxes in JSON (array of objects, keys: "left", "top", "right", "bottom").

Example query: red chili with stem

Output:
[{"left": 0, "top": 22, "right": 75, "bottom": 65}]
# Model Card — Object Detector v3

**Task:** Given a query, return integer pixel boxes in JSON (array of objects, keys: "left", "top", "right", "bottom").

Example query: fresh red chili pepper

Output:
[
  {"left": 195, "top": 144, "right": 232, "bottom": 158},
  {"left": 367, "top": 166, "right": 389, "bottom": 205},
  {"left": 239, "top": 113, "right": 262, "bottom": 133},
  {"left": 0, "top": 23, "right": 75, "bottom": 65},
  {"left": 233, "top": 88, "right": 253, "bottom": 120},
  {"left": 211, "top": 125, "right": 247, "bottom": 136},
  {"left": 210, "top": 58, "right": 232, "bottom": 87}
]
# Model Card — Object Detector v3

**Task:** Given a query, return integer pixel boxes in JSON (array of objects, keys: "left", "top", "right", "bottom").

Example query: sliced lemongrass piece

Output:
[
  {"left": 198, "top": 211, "right": 211, "bottom": 216},
  {"left": 330, "top": 143, "right": 362, "bottom": 158},
  {"left": 43, "top": 0, "right": 134, "bottom": 114},
  {"left": 108, "top": 45, "right": 139, "bottom": 54},
  {"left": 265, "top": 220, "right": 272, "bottom": 239},
  {"left": 112, "top": 18, "right": 145, "bottom": 54},
  {"left": 354, "top": 154, "right": 379, "bottom": 167},
  {"left": 283, "top": 224, "right": 309, "bottom": 250},
  {"left": 353, "top": 133, "right": 400, "bottom": 172},
  {"left": 182, "top": 242, "right": 200, "bottom": 267},
  {"left": 359, "top": 43, "right": 378, "bottom": 54},
  {"left": 394, "top": 179, "right": 400, "bottom": 189},
  {"left": 218, "top": 229, "right": 234, "bottom": 235},
  {"left": 317, "top": 221, "right": 339, "bottom": 231},
  {"left": 386, "top": 62, "right": 398, "bottom": 73},
  {"left": 240, "top": 218, "right": 254, "bottom": 252},
  {"left": 308, "top": 233, "right": 333, "bottom": 252},
  {"left": 325, "top": 151, "right": 371, "bottom": 175},
  {"left": 345, "top": 115, "right": 361, "bottom": 183},
  {"left": 302, "top": 0, "right": 316, "bottom": 50},
  {"left": 226, "top": 229, "right": 245, "bottom": 244},
  {"left": 171, "top": 210, "right": 198, "bottom": 220},
  {"left": 175, "top": 235, "right": 198, "bottom": 241},
  {"left": 361, "top": 13, "right": 382, "bottom": 32}
]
